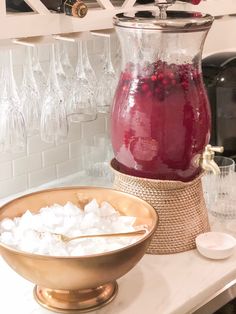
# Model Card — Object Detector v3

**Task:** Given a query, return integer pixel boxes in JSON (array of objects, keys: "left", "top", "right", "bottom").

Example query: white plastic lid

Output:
[{"left": 196, "top": 232, "right": 236, "bottom": 260}]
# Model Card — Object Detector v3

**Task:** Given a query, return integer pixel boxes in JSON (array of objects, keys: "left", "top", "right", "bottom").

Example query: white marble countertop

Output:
[{"left": 0, "top": 172, "right": 236, "bottom": 314}]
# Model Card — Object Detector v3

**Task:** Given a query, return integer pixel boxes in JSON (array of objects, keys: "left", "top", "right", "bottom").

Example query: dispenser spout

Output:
[{"left": 200, "top": 144, "right": 224, "bottom": 175}]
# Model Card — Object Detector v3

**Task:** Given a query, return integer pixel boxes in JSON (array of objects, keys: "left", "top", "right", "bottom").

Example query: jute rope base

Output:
[{"left": 111, "top": 159, "right": 210, "bottom": 254}]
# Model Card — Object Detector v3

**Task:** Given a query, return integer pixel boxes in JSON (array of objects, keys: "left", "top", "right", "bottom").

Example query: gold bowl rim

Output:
[{"left": 0, "top": 186, "right": 158, "bottom": 259}]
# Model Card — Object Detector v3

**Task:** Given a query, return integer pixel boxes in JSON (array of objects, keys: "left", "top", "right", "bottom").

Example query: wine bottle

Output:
[
  {"left": 179, "top": 0, "right": 201, "bottom": 4},
  {"left": 6, "top": 0, "right": 64, "bottom": 12},
  {"left": 136, "top": 0, "right": 202, "bottom": 5}
]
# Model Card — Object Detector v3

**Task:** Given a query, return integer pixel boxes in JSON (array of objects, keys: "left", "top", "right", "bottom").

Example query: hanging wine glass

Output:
[
  {"left": 54, "top": 42, "right": 71, "bottom": 105},
  {"left": 96, "top": 36, "right": 117, "bottom": 113},
  {"left": 20, "top": 46, "right": 41, "bottom": 135},
  {"left": 40, "top": 44, "right": 68, "bottom": 144},
  {"left": 76, "top": 40, "right": 98, "bottom": 92},
  {"left": 67, "top": 40, "right": 97, "bottom": 123},
  {"left": 31, "top": 46, "right": 47, "bottom": 100},
  {"left": 60, "top": 41, "right": 74, "bottom": 81},
  {"left": 0, "top": 49, "right": 26, "bottom": 153}
]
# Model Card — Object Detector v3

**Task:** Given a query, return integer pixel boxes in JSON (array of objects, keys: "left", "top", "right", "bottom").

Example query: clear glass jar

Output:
[{"left": 111, "top": 10, "right": 214, "bottom": 181}]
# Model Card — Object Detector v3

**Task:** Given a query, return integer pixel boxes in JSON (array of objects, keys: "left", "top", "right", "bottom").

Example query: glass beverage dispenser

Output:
[{"left": 111, "top": 6, "right": 214, "bottom": 182}]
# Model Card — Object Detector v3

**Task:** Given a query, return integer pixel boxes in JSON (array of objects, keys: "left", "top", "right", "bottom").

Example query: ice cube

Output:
[
  {"left": 49, "top": 241, "right": 69, "bottom": 256},
  {"left": 100, "top": 201, "right": 117, "bottom": 217},
  {"left": 40, "top": 211, "right": 62, "bottom": 228},
  {"left": 64, "top": 201, "right": 83, "bottom": 216},
  {"left": 19, "top": 210, "right": 34, "bottom": 228},
  {"left": 50, "top": 204, "right": 65, "bottom": 216},
  {"left": 70, "top": 245, "right": 86, "bottom": 256},
  {"left": 0, "top": 218, "right": 15, "bottom": 231},
  {"left": 84, "top": 199, "right": 99, "bottom": 213},
  {"left": 80, "top": 212, "right": 100, "bottom": 230},
  {"left": 0, "top": 231, "right": 16, "bottom": 246},
  {"left": 18, "top": 230, "right": 40, "bottom": 253},
  {"left": 106, "top": 242, "right": 123, "bottom": 252},
  {"left": 117, "top": 216, "right": 136, "bottom": 226}
]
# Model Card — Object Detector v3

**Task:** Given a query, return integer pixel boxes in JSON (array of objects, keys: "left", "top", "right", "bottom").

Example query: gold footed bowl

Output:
[{"left": 0, "top": 187, "right": 158, "bottom": 313}]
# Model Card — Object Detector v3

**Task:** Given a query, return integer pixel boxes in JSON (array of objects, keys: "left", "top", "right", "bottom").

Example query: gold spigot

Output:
[{"left": 200, "top": 144, "right": 224, "bottom": 175}]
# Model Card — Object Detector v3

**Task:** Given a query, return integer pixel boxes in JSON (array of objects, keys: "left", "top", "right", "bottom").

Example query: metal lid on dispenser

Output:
[{"left": 113, "top": 10, "right": 214, "bottom": 31}]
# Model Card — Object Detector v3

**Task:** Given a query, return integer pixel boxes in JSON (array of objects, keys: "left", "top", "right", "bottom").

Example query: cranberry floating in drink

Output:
[{"left": 111, "top": 10, "right": 214, "bottom": 181}]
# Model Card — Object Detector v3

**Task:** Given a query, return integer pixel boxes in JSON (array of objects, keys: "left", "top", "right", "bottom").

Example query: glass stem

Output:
[
  {"left": 32, "top": 46, "right": 43, "bottom": 73},
  {"left": 49, "top": 44, "right": 61, "bottom": 91},
  {"left": 105, "top": 37, "right": 114, "bottom": 73},
  {"left": 55, "top": 43, "right": 65, "bottom": 76},
  {"left": 76, "top": 41, "right": 86, "bottom": 79},
  {"left": 62, "top": 42, "right": 71, "bottom": 67},
  {"left": 4, "top": 50, "right": 20, "bottom": 105},
  {"left": 25, "top": 47, "right": 38, "bottom": 91},
  {"left": 9, "top": 50, "right": 17, "bottom": 93},
  {"left": 83, "top": 41, "right": 89, "bottom": 67}
]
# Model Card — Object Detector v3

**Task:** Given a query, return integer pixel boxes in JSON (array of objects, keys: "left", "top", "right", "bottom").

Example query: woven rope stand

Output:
[{"left": 110, "top": 159, "right": 210, "bottom": 255}]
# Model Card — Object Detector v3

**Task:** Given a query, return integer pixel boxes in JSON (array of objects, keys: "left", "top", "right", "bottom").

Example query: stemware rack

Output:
[{"left": 0, "top": 0, "right": 235, "bottom": 42}]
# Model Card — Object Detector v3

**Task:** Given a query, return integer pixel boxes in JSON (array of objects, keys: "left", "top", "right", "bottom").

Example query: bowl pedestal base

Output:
[{"left": 33, "top": 281, "right": 118, "bottom": 313}]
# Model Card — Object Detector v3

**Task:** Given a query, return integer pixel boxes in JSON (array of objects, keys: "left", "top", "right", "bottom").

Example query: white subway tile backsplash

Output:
[
  {"left": 0, "top": 175, "right": 28, "bottom": 198},
  {"left": 81, "top": 114, "right": 106, "bottom": 138},
  {"left": 67, "top": 122, "right": 82, "bottom": 142},
  {"left": 13, "top": 158, "right": 27, "bottom": 177},
  {"left": 29, "top": 166, "right": 57, "bottom": 188},
  {"left": 42, "top": 144, "right": 69, "bottom": 167},
  {"left": 0, "top": 151, "right": 26, "bottom": 163},
  {"left": 13, "top": 154, "right": 42, "bottom": 177},
  {"left": 0, "top": 161, "right": 12, "bottom": 181},
  {"left": 69, "top": 140, "right": 84, "bottom": 159},
  {"left": 56, "top": 158, "right": 83, "bottom": 178},
  {"left": 29, "top": 153, "right": 42, "bottom": 171},
  {"left": 27, "top": 135, "right": 54, "bottom": 154}
]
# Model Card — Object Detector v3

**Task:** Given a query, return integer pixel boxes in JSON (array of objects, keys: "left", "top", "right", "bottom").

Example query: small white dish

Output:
[{"left": 196, "top": 232, "right": 236, "bottom": 260}]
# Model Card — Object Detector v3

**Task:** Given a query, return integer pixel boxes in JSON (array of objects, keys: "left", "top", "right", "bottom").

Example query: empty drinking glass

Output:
[
  {"left": 82, "top": 133, "right": 114, "bottom": 183},
  {"left": 202, "top": 156, "right": 236, "bottom": 219},
  {"left": 67, "top": 41, "right": 97, "bottom": 123},
  {"left": 40, "top": 44, "right": 68, "bottom": 144},
  {"left": 0, "top": 50, "right": 26, "bottom": 153}
]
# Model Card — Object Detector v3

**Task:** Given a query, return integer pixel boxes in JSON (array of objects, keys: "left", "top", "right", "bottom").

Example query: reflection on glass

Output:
[
  {"left": 96, "top": 36, "right": 117, "bottom": 113},
  {"left": 21, "top": 46, "right": 41, "bottom": 135},
  {"left": 32, "top": 46, "right": 47, "bottom": 100},
  {"left": 40, "top": 44, "right": 68, "bottom": 144},
  {"left": 0, "top": 50, "right": 26, "bottom": 153},
  {"left": 68, "top": 41, "right": 97, "bottom": 123}
]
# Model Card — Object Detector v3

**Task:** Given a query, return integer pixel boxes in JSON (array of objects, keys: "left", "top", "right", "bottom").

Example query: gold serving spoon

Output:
[{"left": 51, "top": 229, "right": 147, "bottom": 243}]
